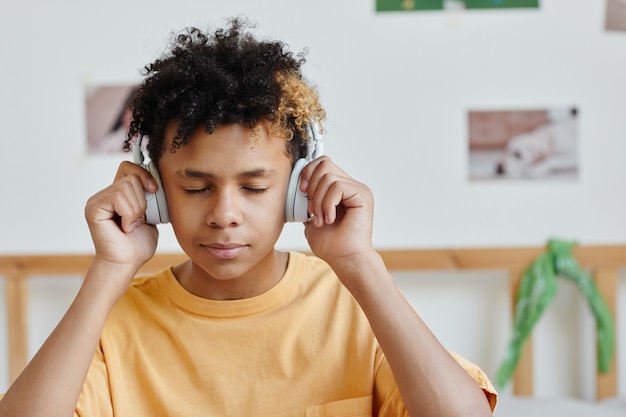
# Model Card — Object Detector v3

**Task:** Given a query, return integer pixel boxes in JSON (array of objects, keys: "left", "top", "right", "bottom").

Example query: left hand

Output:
[{"left": 300, "top": 156, "right": 376, "bottom": 270}]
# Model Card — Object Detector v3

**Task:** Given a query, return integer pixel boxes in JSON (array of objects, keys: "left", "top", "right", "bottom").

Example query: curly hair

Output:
[{"left": 125, "top": 17, "right": 326, "bottom": 164}]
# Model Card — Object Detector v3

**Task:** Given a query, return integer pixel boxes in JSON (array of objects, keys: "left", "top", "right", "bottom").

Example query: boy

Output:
[{"left": 0, "top": 17, "right": 496, "bottom": 416}]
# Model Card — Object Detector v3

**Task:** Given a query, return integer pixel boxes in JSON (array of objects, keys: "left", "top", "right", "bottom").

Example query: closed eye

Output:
[
  {"left": 184, "top": 188, "right": 210, "bottom": 195},
  {"left": 242, "top": 187, "right": 268, "bottom": 194},
  {"left": 185, "top": 187, "right": 267, "bottom": 195}
]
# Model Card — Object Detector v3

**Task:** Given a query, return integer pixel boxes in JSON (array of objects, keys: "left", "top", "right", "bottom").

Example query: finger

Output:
[
  {"left": 303, "top": 158, "right": 351, "bottom": 216},
  {"left": 115, "top": 178, "right": 149, "bottom": 232},
  {"left": 318, "top": 180, "right": 345, "bottom": 225},
  {"left": 299, "top": 156, "right": 340, "bottom": 192},
  {"left": 302, "top": 160, "right": 339, "bottom": 225},
  {"left": 87, "top": 178, "right": 147, "bottom": 233},
  {"left": 306, "top": 171, "right": 343, "bottom": 226},
  {"left": 115, "top": 161, "right": 158, "bottom": 193}
]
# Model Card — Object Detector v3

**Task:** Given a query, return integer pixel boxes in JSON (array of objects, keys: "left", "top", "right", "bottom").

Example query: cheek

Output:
[
  {"left": 162, "top": 189, "right": 203, "bottom": 228},
  {"left": 250, "top": 192, "right": 288, "bottom": 223},
  {"left": 168, "top": 202, "right": 197, "bottom": 233}
]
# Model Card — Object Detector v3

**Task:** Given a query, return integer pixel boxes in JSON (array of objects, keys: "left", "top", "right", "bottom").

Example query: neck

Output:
[{"left": 172, "top": 251, "right": 289, "bottom": 300}]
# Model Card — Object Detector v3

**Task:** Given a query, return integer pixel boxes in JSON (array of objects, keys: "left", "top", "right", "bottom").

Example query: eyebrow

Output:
[{"left": 176, "top": 168, "right": 278, "bottom": 179}]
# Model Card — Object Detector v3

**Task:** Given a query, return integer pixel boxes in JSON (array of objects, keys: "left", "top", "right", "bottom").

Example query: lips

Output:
[{"left": 202, "top": 243, "right": 247, "bottom": 260}]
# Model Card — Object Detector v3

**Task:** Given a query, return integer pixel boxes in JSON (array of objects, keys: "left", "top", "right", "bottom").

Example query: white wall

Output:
[
  {"left": 2, "top": 0, "right": 626, "bottom": 253},
  {"left": 1, "top": 0, "right": 625, "bottom": 400}
]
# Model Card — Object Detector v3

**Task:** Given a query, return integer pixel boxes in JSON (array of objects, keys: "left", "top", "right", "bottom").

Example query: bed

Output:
[{"left": 0, "top": 245, "right": 623, "bottom": 414}]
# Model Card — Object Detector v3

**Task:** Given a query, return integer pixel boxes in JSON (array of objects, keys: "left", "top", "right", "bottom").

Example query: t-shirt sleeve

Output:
[
  {"left": 450, "top": 351, "right": 498, "bottom": 411},
  {"left": 0, "top": 345, "right": 113, "bottom": 417},
  {"left": 373, "top": 350, "right": 498, "bottom": 416},
  {"left": 74, "top": 342, "right": 113, "bottom": 417}
]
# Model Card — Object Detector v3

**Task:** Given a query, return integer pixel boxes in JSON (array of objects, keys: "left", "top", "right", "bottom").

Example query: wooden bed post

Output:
[
  {"left": 594, "top": 268, "right": 618, "bottom": 400},
  {"left": 6, "top": 271, "right": 29, "bottom": 383},
  {"left": 509, "top": 268, "right": 535, "bottom": 396}
]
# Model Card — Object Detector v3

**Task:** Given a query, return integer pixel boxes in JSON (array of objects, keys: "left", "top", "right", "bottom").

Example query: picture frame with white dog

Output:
[{"left": 468, "top": 107, "right": 579, "bottom": 182}]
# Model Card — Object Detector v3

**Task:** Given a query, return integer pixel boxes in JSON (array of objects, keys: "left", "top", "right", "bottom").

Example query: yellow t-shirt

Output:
[{"left": 67, "top": 252, "right": 494, "bottom": 415}]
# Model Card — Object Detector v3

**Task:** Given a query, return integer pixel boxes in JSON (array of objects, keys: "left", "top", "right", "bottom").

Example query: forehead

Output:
[{"left": 159, "top": 122, "right": 292, "bottom": 170}]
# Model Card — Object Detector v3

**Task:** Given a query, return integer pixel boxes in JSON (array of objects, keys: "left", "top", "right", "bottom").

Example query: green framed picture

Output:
[
  {"left": 376, "top": 0, "right": 539, "bottom": 12},
  {"left": 464, "top": 0, "right": 539, "bottom": 8},
  {"left": 376, "top": 0, "right": 444, "bottom": 11}
]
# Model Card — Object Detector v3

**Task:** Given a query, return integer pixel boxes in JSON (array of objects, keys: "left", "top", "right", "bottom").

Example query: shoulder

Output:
[
  {"left": 287, "top": 252, "right": 341, "bottom": 292},
  {"left": 288, "top": 251, "right": 334, "bottom": 278},
  {"left": 108, "top": 268, "right": 172, "bottom": 316},
  {"left": 127, "top": 269, "right": 169, "bottom": 299},
  {"left": 287, "top": 251, "right": 366, "bottom": 318}
]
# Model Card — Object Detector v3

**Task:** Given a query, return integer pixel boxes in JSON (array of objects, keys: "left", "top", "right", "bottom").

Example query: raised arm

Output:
[
  {"left": 301, "top": 156, "right": 494, "bottom": 417},
  {"left": 0, "top": 162, "right": 159, "bottom": 417}
]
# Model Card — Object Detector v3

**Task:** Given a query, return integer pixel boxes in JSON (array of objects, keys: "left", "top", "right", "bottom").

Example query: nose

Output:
[{"left": 206, "top": 189, "right": 242, "bottom": 228}]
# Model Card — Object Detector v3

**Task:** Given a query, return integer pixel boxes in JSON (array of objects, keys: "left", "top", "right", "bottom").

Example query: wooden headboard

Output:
[{"left": 0, "top": 245, "right": 622, "bottom": 398}]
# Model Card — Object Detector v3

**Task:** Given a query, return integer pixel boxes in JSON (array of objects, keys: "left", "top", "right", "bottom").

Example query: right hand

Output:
[{"left": 84, "top": 161, "right": 159, "bottom": 274}]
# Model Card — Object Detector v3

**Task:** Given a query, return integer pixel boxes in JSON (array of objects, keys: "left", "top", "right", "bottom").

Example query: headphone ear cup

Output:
[
  {"left": 285, "top": 158, "right": 310, "bottom": 223},
  {"left": 143, "top": 161, "right": 170, "bottom": 225}
]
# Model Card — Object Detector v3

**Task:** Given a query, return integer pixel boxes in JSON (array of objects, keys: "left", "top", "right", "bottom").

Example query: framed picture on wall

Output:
[
  {"left": 85, "top": 84, "right": 137, "bottom": 154},
  {"left": 462, "top": 0, "right": 539, "bottom": 8},
  {"left": 467, "top": 107, "right": 579, "bottom": 182},
  {"left": 605, "top": 0, "right": 626, "bottom": 32},
  {"left": 376, "top": 0, "right": 442, "bottom": 11},
  {"left": 375, "top": 0, "right": 539, "bottom": 12}
]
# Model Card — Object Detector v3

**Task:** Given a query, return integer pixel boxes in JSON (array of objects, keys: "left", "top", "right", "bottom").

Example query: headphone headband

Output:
[
  {"left": 306, "top": 122, "right": 323, "bottom": 161},
  {"left": 133, "top": 136, "right": 146, "bottom": 165}
]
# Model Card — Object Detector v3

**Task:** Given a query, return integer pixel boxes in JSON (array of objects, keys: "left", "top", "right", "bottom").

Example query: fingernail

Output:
[{"left": 128, "top": 219, "right": 142, "bottom": 232}]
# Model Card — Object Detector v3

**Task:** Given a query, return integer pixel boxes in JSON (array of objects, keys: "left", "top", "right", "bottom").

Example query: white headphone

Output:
[
  {"left": 133, "top": 122, "right": 323, "bottom": 225},
  {"left": 285, "top": 122, "right": 324, "bottom": 222},
  {"left": 133, "top": 139, "right": 170, "bottom": 225}
]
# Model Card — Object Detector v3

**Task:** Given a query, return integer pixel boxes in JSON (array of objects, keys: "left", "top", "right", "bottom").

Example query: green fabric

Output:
[{"left": 496, "top": 239, "right": 615, "bottom": 388}]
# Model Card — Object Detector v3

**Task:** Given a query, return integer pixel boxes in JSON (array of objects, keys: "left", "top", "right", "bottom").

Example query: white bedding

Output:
[{"left": 494, "top": 396, "right": 626, "bottom": 416}]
